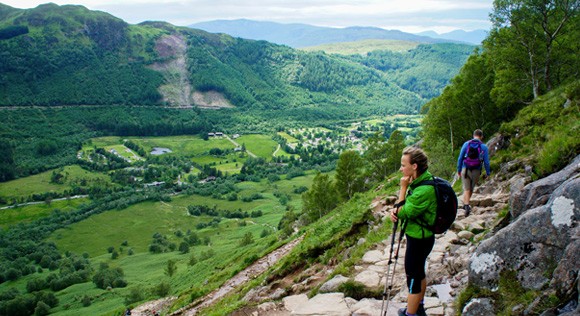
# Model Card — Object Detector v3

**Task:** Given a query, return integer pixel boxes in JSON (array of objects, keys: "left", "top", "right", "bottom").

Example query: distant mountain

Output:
[
  {"left": 417, "top": 29, "right": 487, "bottom": 45},
  {"left": 189, "top": 19, "right": 455, "bottom": 48}
]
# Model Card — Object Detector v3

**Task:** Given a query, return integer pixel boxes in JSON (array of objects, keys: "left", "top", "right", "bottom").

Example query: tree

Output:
[
  {"left": 386, "top": 130, "right": 406, "bottom": 174},
  {"left": 34, "top": 301, "right": 50, "bottom": 316},
  {"left": 363, "top": 132, "right": 390, "bottom": 183},
  {"left": 489, "top": 0, "right": 580, "bottom": 97},
  {"left": 334, "top": 150, "right": 365, "bottom": 201},
  {"left": 178, "top": 242, "right": 190, "bottom": 254},
  {"left": 239, "top": 232, "right": 254, "bottom": 246},
  {"left": 302, "top": 172, "right": 337, "bottom": 222},
  {"left": 165, "top": 259, "right": 177, "bottom": 277}
]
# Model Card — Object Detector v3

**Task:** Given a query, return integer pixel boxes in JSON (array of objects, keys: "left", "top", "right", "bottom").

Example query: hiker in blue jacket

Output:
[{"left": 457, "top": 129, "right": 490, "bottom": 216}]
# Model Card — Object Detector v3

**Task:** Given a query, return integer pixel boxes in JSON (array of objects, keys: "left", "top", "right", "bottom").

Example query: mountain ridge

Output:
[{"left": 189, "top": 18, "right": 458, "bottom": 48}]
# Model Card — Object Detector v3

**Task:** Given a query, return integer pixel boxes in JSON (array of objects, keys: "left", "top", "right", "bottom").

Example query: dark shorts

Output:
[{"left": 405, "top": 234, "right": 435, "bottom": 294}]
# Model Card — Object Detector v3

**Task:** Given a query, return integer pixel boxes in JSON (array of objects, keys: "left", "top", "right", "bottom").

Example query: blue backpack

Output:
[{"left": 464, "top": 140, "right": 483, "bottom": 169}]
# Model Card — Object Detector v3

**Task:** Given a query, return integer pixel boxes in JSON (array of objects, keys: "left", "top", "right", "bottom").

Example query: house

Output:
[
  {"left": 208, "top": 132, "right": 215, "bottom": 137},
  {"left": 144, "top": 181, "right": 165, "bottom": 188},
  {"left": 215, "top": 132, "right": 224, "bottom": 137}
]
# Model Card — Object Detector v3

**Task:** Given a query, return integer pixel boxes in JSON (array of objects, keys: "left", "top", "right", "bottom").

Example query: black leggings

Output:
[{"left": 405, "top": 234, "right": 435, "bottom": 294}]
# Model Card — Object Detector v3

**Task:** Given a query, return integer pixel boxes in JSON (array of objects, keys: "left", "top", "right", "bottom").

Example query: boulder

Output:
[
  {"left": 319, "top": 275, "right": 349, "bottom": 293},
  {"left": 550, "top": 235, "right": 580, "bottom": 298},
  {"left": 462, "top": 298, "right": 495, "bottom": 316},
  {"left": 510, "top": 154, "right": 580, "bottom": 218},
  {"left": 291, "top": 293, "right": 351, "bottom": 316},
  {"left": 362, "top": 250, "right": 385, "bottom": 264},
  {"left": 469, "top": 176, "right": 580, "bottom": 291},
  {"left": 487, "top": 134, "right": 510, "bottom": 157},
  {"left": 283, "top": 294, "right": 309, "bottom": 313},
  {"left": 354, "top": 270, "right": 381, "bottom": 288}
]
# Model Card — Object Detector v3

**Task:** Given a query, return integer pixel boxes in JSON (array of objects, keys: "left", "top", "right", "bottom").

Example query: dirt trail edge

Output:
[{"left": 169, "top": 236, "right": 304, "bottom": 316}]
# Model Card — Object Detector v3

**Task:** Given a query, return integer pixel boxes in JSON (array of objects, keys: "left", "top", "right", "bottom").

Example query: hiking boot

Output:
[
  {"left": 418, "top": 303, "right": 427, "bottom": 316},
  {"left": 398, "top": 305, "right": 428, "bottom": 316},
  {"left": 464, "top": 204, "right": 471, "bottom": 217}
]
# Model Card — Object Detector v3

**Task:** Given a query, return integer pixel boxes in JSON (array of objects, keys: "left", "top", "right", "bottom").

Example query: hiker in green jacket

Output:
[{"left": 390, "top": 147, "right": 437, "bottom": 316}]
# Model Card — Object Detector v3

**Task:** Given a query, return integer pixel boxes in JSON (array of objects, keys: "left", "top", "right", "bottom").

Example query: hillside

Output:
[
  {"left": 0, "top": 3, "right": 472, "bottom": 180},
  {"left": 0, "top": 3, "right": 451, "bottom": 115},
  {"left": 417, "top": 29, "right": 487, "bottom": 45},
  {"left": 189, "top": 19, "right": 451, "bottom": 47},
  {"left": 165, "top": 81, "right": 579, "bottom": 316},
  {"left": 301, "top": 39, "right": 421, "bottom": 55}
]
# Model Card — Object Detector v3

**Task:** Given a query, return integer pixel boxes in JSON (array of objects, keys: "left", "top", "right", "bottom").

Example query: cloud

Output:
[{"left": 2, "top": 0, "right": 493, "bottom": 32}]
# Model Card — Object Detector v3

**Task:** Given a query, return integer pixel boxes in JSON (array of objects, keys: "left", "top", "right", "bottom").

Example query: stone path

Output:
[{"left": 230, "top": 176, "right": 510, "bottom": 316}]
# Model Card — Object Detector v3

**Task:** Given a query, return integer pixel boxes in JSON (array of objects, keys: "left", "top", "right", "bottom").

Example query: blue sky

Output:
[{"left": 1, "top": 0, "right": 494, "bottom": 33}]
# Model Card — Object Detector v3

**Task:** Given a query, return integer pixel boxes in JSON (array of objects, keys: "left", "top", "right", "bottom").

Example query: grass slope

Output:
[{"left": 301, "top": 39, "right": 420, "bottom": 55}]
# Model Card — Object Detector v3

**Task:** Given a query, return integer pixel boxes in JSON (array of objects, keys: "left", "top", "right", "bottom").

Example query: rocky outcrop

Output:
[
  {"left": 510, "top": 155, "right": 580, "bottom": 218},
  {"left": 469, "top": 155, "right": 580, "bottom": 311}
]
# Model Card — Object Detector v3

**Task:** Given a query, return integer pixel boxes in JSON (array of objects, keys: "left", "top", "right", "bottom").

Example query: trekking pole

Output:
[
  {"left": 381, "top": 220, "right": 407, "bottom": 316},
  {"left": 380, "top": 220, "right": 398, "bottom": 316}
]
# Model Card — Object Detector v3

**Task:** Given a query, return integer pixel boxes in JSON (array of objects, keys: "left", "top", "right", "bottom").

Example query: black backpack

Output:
[{"left": 414, "top": 177, "right": 458, "bottom": 234}]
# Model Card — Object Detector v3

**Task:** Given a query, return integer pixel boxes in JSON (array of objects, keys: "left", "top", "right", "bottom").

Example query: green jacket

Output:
[{"left": 397, "top": 171, "right": 437, "bottom": 239}]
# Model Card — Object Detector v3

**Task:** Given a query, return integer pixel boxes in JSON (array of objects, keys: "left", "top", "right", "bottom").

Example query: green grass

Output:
[
  {"left": 191, "top": 152, "right": 247, "bottom": 174},
  {"left": 499, "top": 82, "right": 580, "bottom": 177},
  {"left": 30, "top": 172, "right": 316, "bottom": 315},
  {"left": 0, "top": 198, "right": 88, "bottom": 229},
  {"left": 199, "top": 175, "right": 399, "bottom": 315},
  {"left": 236, "top": 134, "right": 278, "bottom": 159},
  {"left": 0, "top": 165, "right": 111, "bottom": 202},
  {"left": 104, "top": 145, "right": 144, "bottom": 162},
  {"left": 87, "top": 135, "right": 236, "bottom": 157},
  {"left": 277, "top": 131, "right": 299, "bottom": 143},
  {"left": 130, "top": 135, "right": 235, "bottom": 156},
  {"left": 301, "top": 39, "right": 420, "bottom": 55}
]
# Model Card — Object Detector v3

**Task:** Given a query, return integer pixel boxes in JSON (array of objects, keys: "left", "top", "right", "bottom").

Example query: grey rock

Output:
[
  {"left": 292, "top": 293, "right": 351, "bottom": 316},
  {"left": 269, "top": 288, "right": 286, "bottom": 300},
  {"left": 550, "top": 239, "right": 580, "bottom": 297},
  {"left": 469, "top": 176, "right": 580, "bottom": 290},
  {"left": 362, "top": 250, "right": 385, "bottom": 263},
  {"left": 462, "top": 298, "right": 495, "bottom": 316},
  {"left": 458, "top": 231, "right": 475, "bottom": 240},
  {"left": 354, "top": 270, "right": 381, "bottom": 288},
  {"left": 487, "top": 134, "right": 510, "bottom": 157},
  {"left": 283, "top": 294, "right": 309, "bottom": 313},
  {"left": 510, "top": 155, "right": 580, "bottom": 219},
  {"left": 319, "top": 275, "right": 349, "bottom": 293}
]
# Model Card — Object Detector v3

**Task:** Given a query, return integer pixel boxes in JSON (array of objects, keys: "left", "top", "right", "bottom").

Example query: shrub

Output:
[
  {"left": 81, "top": 295, "right": 91, "bottom": 307},
  {"left": 153, "top": 281, "right": 171, "bottom": 297}
]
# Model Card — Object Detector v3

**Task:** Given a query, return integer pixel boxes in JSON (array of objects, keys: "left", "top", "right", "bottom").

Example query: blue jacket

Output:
[{"left": 457, "top": 138, "right": 491, "bottom": 175}]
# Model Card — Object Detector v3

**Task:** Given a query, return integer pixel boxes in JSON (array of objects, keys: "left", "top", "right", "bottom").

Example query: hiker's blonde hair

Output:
[{"left": 402, "top": 146, "right": 429, "bottom": 174}]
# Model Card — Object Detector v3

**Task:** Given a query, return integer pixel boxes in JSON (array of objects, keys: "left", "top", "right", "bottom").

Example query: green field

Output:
[
  {"left": 277, "top": 131, "right": 299, "bottom": 143},
  {"left": 23, "top": 172, "right": 316, "bottom": 315},
  {"left": 105, "top": 145, "right": 144, "bottom": 162},
  {"left": 301, "top": 39, "right": 420, "bottom": 55},
  {"left": 236, "top": 134, "right": 278, "bottom": 159},
  {"left": 0, "top": 133, "right": 320, "bottom": 315},
  {"left": 130, "top": 135, "right": 235, "bottom": 155},
  {"left": 0, "top": 165, "right": 111, "bottom": 202},
  {"left": 0, "top": 197, "right": 88, "bottom": 229}
]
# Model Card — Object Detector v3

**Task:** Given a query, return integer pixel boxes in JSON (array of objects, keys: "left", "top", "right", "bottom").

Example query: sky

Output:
[{"left": 1, "top": 0, "right": 494, "bottom": 34}]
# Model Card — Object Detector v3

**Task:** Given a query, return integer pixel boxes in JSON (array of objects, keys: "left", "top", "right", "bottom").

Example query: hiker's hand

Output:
[
  {"left": 400, "top": 176, "right": 412, "bottom": 188},
  {"left": 390, "top": 208, "right": 398, "bottom": 222}
]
